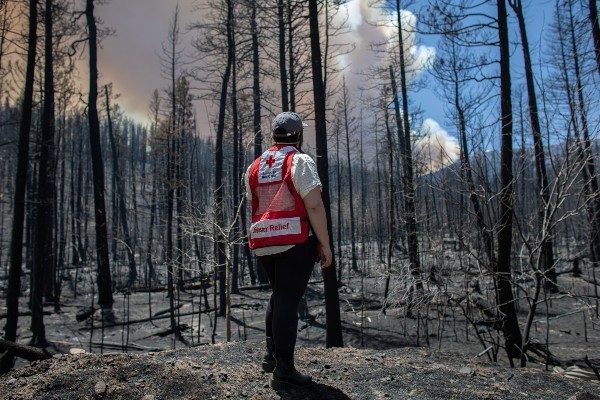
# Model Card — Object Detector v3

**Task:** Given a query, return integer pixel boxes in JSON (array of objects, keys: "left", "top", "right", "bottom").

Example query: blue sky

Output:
[
  {"left": 411, "top": 0, "right": 558, "bottom": 136},
  {"left": 94, "top": 0, "right": 567, "bottom": 148}
]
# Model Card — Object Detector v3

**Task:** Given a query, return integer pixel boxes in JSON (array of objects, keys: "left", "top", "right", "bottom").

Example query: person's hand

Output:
[{"left": 318, "top": 243, "right": 332, "bottom": 268}]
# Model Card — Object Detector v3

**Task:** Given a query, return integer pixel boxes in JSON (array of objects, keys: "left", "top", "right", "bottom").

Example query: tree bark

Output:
[
  {"left": 1, "top": 0, "right": 39, "bottom": 373},
  {"left": 341, "top": 78, "right": 358, "bottom": 274},
  {"left": 383, "top": 88, "right": 395, "bottom": 314},
  {"left": 287, "top": 0, "right": 295, "bottom": 111},
  {"left": 589, "top": 0, "right": 600, "bottom": 75},
  {"left": 251, "top": 0, "right": 262, "bottom": 160},
  {"left": 496, "top": 0, "right": 523, "bottom": 361},
  {"left": 451, "top": 46, "right": 494, "bottom": 269},
  {"left": 86, "top": 0, "right": 114, "bottom": 318},
  {"left": 231, "top": 16, "right": 241, "bottom": 294},
  {"left": 277, "top": 0, "right": 289, "bottom": 111},
  {"left": 335, "top": 122, "right": 343, "bottom": 282},
  {"left": 509, "top": 0, "right": 557, "bottom": 290},
  {"left": 165, "top": 5, "right": 181, "bottom": 343},
  {"left": 215, "top": 0, "right": 234, "bottom": 316},
  {"left": 308, "top": 0, "right": 343, "bottom": 348},
  {"left": 390, "top": 64, "right": 421, "bottom": 314},
  {"left": 249, "top": 0, "right": 262, "bottom": 285},
  {"left": 394, "top": 0, "right": 421, "bottom": 287},
  {"left": 567, "top": 0, "right": 600, "bottom": 272},
  {"left": 30, "top": 0, "right": 56, "bottom": 347},
  {"left": 0, "top": 339, "right": 51, "bottom": 362},
  {"left": 104, "top": 85, "right": 137, "bottom": 288}
]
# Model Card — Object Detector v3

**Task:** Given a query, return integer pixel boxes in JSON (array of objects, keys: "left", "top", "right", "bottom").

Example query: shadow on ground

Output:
[{"left": 277, "top": 382, "right": 352, "bottom": 400}]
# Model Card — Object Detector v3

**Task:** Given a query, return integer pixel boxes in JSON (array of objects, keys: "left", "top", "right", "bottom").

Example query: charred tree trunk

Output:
[
  {"left": 390, "top": 63, "right": 421, "bottom": 314},
  {"left": 69, "top": 120, "right": 81, "bottom": 297},
  {"left": 1, "top": 0, "right": 39, "bottom": 373},
  {"left": 251, "top": 0, "right": 262, "bottom": 160},
  {"left": 30, "top": 0, "right": 56, "bottom": 347},
  {"left": 231, "top": 17, "right": 240, "bottom": 294},
  {"left": 54, "top": 110, "right": 67, "bottom": 311},
  {"left": 165, "top": 120, "right": 177, "bottom": 342},
  {"left": 287, "top": 0, "right": 296, "bottom": 111},
  {"left": 146, "top": 159, "right": 158, "bottom": 287},
  {"left": 556, "top": 2, "right": 588, "bottom": 272},
  {"left": 567, "top": 0, "right": 600, "bottom": 271},
  {"left": 394, "top": 1, "right": 421, "bottom": 287},
  {"left": 496, "top": 0, "right": 523, "bottom": 361},
  {"left": 215, "top": 0, "right": 234, "bottom": 316},
  {"left": 277, "top": 0, "right": 289, "bottom": 111},
  {"left": 175, "top": 102, "right": 185, "bottom": 291},
  {"left": 589, "top": 0, "right": 600, "bottom": 75},
  {"left": 247, "top": 0, "right": 261, "bottom": 286},
  {"left": 453, "top": 71, "right": 494, "bottom": 267},
  {"left": 374, "top": 122, "right": 384, "bottom": 263},
  {"left": 383, "top": 91, "right": 395, "bottom": 314},
  {"left": 341, "top": 78, "right": 358, "bottom": 274},
  {"left": 86, "top": 0, "right": 114, "bottom": 318},
  {"left": 335, "top": 123, "right": 343, "bottom": 282},
  {"left": 308, "top": 0, "right": 343, "bottom": 347},
  {"left": 145, "top": 92, "right": 161, "bottom": 287},
  {"left": 250, "top": 0, "right": 264, "bottom": 285},
  {"left": 509, "top": 0, "right": 557, "bottom": 290},
  {"left": 165, "top": 6, "right": 181, "bottom": 343},
  {"left": 105, "top": 85, "right": 137, "bottom": 288}
]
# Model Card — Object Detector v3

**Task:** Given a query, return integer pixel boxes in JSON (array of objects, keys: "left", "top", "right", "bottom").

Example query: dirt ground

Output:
[
  {"left": 3, "top": 263, "right": 598, "bottom": 364},
  {"left": 1, "top": 248, "right": 600, "bottom": 398},
  {"left": 1, "top": 341, "right": 599, "bottom": 400}
]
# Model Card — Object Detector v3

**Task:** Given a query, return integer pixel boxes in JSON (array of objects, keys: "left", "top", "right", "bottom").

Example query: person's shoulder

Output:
[
  {"left": 247, "top": 155, "right": 262, "bottom": 170},
  {"left": 293, "top": 152, "right": 316, "bottom": 165},
  {"left": 245, "top": 158, "right": 258, "bottom": 178}
]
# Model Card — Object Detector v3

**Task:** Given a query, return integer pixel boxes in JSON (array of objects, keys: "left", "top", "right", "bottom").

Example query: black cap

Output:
[{"left": 272, "top": 112, "right": 307, "bottom": 143}]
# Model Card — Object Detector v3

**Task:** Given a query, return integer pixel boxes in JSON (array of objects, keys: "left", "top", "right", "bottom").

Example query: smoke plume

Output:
[{"left": 414, "top": 118, "right": 461, "bottom": 174}]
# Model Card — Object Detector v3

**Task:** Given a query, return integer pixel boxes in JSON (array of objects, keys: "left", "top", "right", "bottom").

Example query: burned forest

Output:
[{"left": 1, "top": 0, "right": 600, "bottom": 392}]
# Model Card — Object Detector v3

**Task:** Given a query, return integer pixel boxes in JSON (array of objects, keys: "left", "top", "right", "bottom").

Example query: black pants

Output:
[{"left": 259, "top": 237, "right": 318, "bottom": 359}]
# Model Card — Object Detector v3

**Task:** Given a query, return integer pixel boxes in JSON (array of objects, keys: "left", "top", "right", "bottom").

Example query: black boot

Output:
[
  {"left": 271, "top": 355, "right": 312, "bottom": 391},
  {"left": 262, "top": 337, "right": 276, "bottom": 373}
]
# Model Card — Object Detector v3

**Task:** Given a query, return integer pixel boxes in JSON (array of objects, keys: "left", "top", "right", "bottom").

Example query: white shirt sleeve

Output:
[
  {"left": 244, "top": 164, "right": 252, "bottom": 202},
  {"left": 291, "top": 153, "right": 322, "bottom": 198}
]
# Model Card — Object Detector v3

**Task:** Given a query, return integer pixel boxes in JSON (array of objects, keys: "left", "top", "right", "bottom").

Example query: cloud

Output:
[{"left": 414, "top": 118, "right": 460, "bottom": 174}]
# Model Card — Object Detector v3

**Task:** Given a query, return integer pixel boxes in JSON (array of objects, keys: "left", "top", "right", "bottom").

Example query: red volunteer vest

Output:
[{"left": 248, "top": 145, "right": 310, "bottom": 249}]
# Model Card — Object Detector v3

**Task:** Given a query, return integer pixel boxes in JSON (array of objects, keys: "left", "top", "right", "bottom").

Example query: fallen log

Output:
[
  {"left": 76, "top": 307, "right": 96, "bottom": 322},
  {"left": 238, "top": 283, "right": 272, "bottom": 291},
  {"left": 153, "top": 303, "right": 184, "bottom": 317},
  {"left": 0, "top": 339, "right": 52, "bottom": 362},
  {"left": 584, "top": 356, "right": 600, "bottom": 381},
  {"left": 152, "top": 324, "right": 190, "bottom": 338},
  {"left": 579, "top": 276, "right": 600, "bottom": 287},
  {"left": 89, "top": 341, "right": 163, "bottom": 352},
  {"left": 239, "top": 279, "right": 324, "bottom": 292},
  {"left": 0, "top": 311, "right": 52, "bottom": 320},
  {"left": 78, "top": 308, "right": 216, "bottom": 331},
  {"left": 533, "top": 306, "right": 598, "bottom": 323},
  {"left": 125, "top": 281, "right": 210, "bottom": 293}
]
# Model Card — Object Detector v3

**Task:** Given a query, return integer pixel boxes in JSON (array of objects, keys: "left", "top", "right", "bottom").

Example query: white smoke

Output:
[
  {"left": 333, "top": 0, "right": 458, "bottom": 174},
  {"left": 334, "top": 0, "right": 436, "bottom": 86},
  {"left": 414, "top": 119, "right": 461, "bottom": 174}
]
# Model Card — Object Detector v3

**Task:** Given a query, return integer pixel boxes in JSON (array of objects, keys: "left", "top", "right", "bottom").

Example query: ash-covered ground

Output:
[{"left": 1, "top": 341, "right": 599, "bottom": 400}]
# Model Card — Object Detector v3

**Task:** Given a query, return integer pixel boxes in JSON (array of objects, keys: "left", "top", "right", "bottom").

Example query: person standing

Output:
[{"left": 245, "top": 112, "right": 333, "bottom": 390}]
